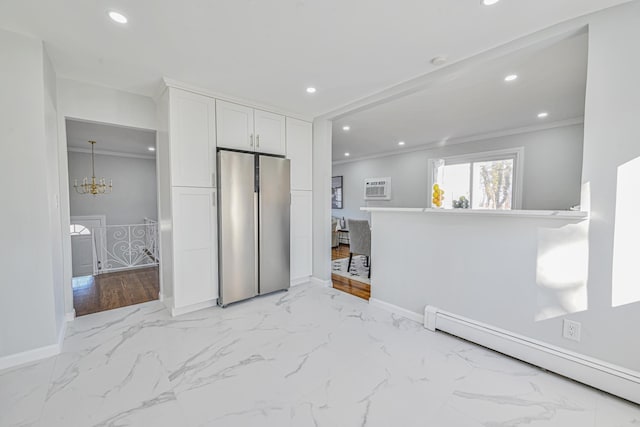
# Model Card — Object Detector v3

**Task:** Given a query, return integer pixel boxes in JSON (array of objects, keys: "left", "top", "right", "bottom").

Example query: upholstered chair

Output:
[
  {"left": 331, "top": 217, "right": 339, "bottom": 248},
  {"left": 346, "top": 219, "right": 371, "bottom": 278}
]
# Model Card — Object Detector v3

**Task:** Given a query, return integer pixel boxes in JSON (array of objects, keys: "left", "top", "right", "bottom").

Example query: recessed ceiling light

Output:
[
  {"left": 306, "top": 87, "right": 317, "bottom": 94},
  {"left": 537, "top": 112, "right": 549, "bottom": 119},
  {"left": 344, "top": 152, "right": 350, "bottom": 157},
  {"left": 148, "top": 146, "right": 156, "bottom": 151},
  {"left": 342, "top": 125, "right": 350, "bottom": 131},
  {"left": 108, "top": 11, "right": 128, "bottom": 24},
  {"left": 482, "top": 0, "right": 500, "bottom": 5},
  {"left": 398, "top": 141, "right": 406, "bottom": 146},
  {"left": 504, "top": 74, "right": 518, "bottom": 82}
]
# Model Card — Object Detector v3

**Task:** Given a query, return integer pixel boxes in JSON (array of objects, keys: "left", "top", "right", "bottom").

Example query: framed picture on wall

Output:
[{"left": 332, "top": 176, "right": 343, "bottom": 209}]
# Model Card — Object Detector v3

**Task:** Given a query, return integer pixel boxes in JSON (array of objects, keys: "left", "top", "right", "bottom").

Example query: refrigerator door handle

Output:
[{"left": 254, "top": 191, "right": 259, "bottom": 295}]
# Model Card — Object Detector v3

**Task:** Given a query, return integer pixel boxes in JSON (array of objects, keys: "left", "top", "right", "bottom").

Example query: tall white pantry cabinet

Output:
[{"left": 157, "top": 85, "right": 313, "bottom": 316}]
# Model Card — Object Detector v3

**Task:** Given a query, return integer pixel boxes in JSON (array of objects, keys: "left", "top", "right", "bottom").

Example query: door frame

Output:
[
  {"left": 70, "top": 214, "right": 106, "bottom": 277},
  {"left": 58, "top": 114, "right": 159, "bottom": 320}
]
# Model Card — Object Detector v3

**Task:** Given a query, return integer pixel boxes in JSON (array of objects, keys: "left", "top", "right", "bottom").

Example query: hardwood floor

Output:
[
  {"left": 73, "top": 267, "right": 159, "bottom": 316},
  {"left": 331, "top": 244, "right": 371, "bottom": 301}
]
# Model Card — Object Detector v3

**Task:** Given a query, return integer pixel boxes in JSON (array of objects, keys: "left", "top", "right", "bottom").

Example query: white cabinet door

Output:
[
  {"left": 254, "top": 109, "right": 286, "bottom": 155},
  {"left": 286, "top": 118, "right": 312, "bottom": 191},
  {"left": 172, "top": 187, "right": 218, "bottom": 308},
  {"left": 216, "top": 100, "right": 255, "bottom": 151},
  {"left": 169, "top": 89, "right": 216, "bottom": 187},
  {"left": 291, "top": 190, "right": 312, "bottom": 281}
]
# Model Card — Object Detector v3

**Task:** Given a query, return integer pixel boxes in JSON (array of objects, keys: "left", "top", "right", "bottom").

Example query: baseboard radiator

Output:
[{"left": 424, "top": 306, "right": 640, "bottom": 405}]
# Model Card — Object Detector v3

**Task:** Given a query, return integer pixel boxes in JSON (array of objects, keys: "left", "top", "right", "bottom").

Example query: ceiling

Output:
[
  {"left": 66, "top": 119, "right": 156, "bottom": 158},
  {"left": 332, "top": 32, "right": 588, "bottom": 162},
  {"left": 0, "top": 0, "right": 629, "bottom": 118}
]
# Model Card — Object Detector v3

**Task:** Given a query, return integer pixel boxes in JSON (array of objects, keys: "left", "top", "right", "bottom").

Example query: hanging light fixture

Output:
[{"left": 73, "top": 140, "right": 112, "bottom": 195}]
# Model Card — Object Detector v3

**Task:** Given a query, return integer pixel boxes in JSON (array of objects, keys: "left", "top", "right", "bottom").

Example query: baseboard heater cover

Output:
[{"left": 424, "top": 306, "right": 640, "bottom": 405}]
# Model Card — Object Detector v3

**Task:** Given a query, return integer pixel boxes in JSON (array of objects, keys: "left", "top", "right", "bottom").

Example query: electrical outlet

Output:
[{"left": 563, "top": 319, "right": 581, "bottom": 342}]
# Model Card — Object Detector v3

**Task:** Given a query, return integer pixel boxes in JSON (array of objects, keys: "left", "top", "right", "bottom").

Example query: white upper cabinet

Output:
[
  {"left": 216, "top": 100, "right": 255, "bottom": 152},
  {"left": 217, "top": 100, "right": 286, "bottom": 155},
  {"left": 254, "top": 109, "right": 286, "bottom": 155},
  {"left": 169, "top": 89, "right": 216, "bottom": 187},
  {"left": 286, "top": 118, "right": 312, "bottom": 191}
]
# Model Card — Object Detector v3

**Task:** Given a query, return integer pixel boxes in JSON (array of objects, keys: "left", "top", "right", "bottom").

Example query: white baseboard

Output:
[
  {"left": 65, "top": 310, "right": 76, "bottom": 322},
  {"left": 369, "top": 298, "right": 423, "bottom": 323},
  {"left": 171, "top": 299, "right": 218, "bottom": 317},
  {"left": 0, "top": 343, "right": 60, "bottom": 372},
  {"left": 310, "top": 277, "right": 332, "bottom": 287},
  {"left": 0, "top": 316, "right": 69, "bottom": 371},
  {"left": 425, "top": 306, "right": 640, "bottom": 405},
  {"left": 291, "top": 276, "right": 311, "bottom": 287}
]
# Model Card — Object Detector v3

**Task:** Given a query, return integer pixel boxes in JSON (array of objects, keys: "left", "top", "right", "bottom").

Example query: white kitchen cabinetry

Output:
[
  {"left": 291, "top": 190, "right": 313, "bottom": 282},
  {"left": 216, "top": 100, "right": 254, "bottom": 152},
  {"left": 172, "top": 187, "right": 218, "bottom": 309},
  {"left": 169, "top": 89, "right": 216, "bottom": 187},
  {"left": 216, "top": 100, "right": 286, "bottom": 155},
  {"left": 159, "top": 81, "right": 312, "bottom": 312},
  {"left": 158, "top": 87, "right": 219, "bottom": 316},
  {"left": 285, "top": 118, "right": 312, "bottom": 191},
  {"left": 254, "top": 109, "right": 286, "bottom": 155}
]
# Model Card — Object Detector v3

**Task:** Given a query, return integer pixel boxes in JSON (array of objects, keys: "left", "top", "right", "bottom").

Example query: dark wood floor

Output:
[
  {"left": 73, "top": 267, "right": 159, "bottom": 316},
  {"left": 331, "top": 244, "right": 371, "bottom": 301}
]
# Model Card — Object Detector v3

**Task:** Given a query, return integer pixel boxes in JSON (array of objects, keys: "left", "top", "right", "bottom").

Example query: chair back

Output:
[{"left": 347, "top": 219, "right": 371, "bottom": 257}]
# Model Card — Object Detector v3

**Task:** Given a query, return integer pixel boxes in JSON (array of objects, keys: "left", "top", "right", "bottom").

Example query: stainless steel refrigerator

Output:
[{"left": 217, "top": 149, "right": 290, "bottom": 306}]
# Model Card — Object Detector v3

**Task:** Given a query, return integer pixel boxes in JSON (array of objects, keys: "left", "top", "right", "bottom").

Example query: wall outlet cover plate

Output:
[{"left": 563, "top": 319, "right": 581, "bottom": 342}]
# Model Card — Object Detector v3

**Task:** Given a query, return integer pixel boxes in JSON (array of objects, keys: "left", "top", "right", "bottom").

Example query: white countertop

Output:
[{"left": 360, "top": 207, "right": 589, "bottom": 220}]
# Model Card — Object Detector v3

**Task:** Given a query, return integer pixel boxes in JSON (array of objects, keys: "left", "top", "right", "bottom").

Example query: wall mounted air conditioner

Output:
[{"left": 364, "top": 177, "right": 391, "bottom": 200}]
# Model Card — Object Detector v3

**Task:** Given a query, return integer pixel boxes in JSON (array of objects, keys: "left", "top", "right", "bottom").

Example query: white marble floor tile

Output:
[
  {"left": 0, "top": 358, "right": 55, "bottom": 426},
  {"left": 1, "top": 283, "right": 638, "bottom": 427}
]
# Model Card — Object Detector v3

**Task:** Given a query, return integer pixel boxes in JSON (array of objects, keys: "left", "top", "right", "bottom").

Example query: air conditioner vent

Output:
[{"left": 364, "top": 177, "right": 391, "bottom": 200}]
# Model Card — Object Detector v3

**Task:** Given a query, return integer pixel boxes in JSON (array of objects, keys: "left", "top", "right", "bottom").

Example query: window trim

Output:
[{"left": 427, "top": 147, "right": 524, "bottom": 210}]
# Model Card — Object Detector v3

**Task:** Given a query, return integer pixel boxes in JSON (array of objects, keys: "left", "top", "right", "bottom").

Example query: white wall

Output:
[
  {"left": 67, "top": 152, "right": 157, "bottom": 225},
  {"left": 57, "top": 79, "right": 156, "bottom": 130},
  {"left": 0, "top": 29, "right": 62, "bottom": 358},
  {"left": 43, "top": 49, "right": 66, "bottom": 340},
  {"left": 332, "top": 124, "right": 584, "bottom": 221},
  {"left": 367, "top": 0, "right": 640, "bottom": 379},
  {"left": 57, "top": 79, "right": 157, "bottom": 316},
  {"left": 312, "top": 119, "right": 333, "bottom": 283},
  {"left": 577, "top": 0, "right": 640, "bottom": 373}
]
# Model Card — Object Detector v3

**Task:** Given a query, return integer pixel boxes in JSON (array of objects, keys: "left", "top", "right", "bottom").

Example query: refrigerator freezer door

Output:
[
  {"left": 218, "top": 150, "right": 257, "bottom": 306},
  {"left": 258, "top": 156, "right": 291, "bottom": 295}
]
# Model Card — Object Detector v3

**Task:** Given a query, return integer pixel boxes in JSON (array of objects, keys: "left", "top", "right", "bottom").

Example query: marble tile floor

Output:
[{"left": 1, "top": 283, "right": 638, "bottom": 427}]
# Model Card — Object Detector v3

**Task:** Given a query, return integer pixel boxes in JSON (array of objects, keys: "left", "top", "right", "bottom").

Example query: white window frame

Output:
[{"left": 427, "top": 147, "right": 524, "bottom": 210}]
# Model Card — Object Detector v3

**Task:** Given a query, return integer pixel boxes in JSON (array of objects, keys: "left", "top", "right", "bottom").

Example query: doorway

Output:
[{"left": 66, "top": 118, "right": 159, "bottom": 316}]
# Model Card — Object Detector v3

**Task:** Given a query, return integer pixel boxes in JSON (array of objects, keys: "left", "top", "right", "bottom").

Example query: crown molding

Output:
[
  {"left": 332, "top": 117, "right": 584, "bottom": 165},
  {"left": 161, "top": 77, "right": 313, "bottom": 122},
  {"left": 317, "top": 23, "right": 588, "bottom": 121},
  {"left": 67, "top": 146, "right": 156, "bottom": 160}
]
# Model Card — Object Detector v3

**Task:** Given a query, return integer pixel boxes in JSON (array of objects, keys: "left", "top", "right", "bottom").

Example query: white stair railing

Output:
[{"left": 92, "top": 221, "right": 159, "bottom": 274}]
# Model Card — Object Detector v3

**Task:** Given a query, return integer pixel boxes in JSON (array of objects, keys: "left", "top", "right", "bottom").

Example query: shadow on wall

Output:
[
  {"left": 612, "top": 155, "right": 640, "bottom": 308},
  {"left": 535, "top": 220, "right": 590, "bottom": 322}
]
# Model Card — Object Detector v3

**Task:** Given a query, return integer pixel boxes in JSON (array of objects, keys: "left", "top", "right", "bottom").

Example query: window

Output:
[
  {"left": 429, "top": 148, "right": 523, "bottom": 210},
  {"left": 70, "top": 224, "right": 91, "bottom": 236}
]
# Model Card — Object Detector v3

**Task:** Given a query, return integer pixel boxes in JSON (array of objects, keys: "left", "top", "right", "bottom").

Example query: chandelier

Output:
[{"left": 73, "top": 140, "right": 113, "bottom": 195}]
